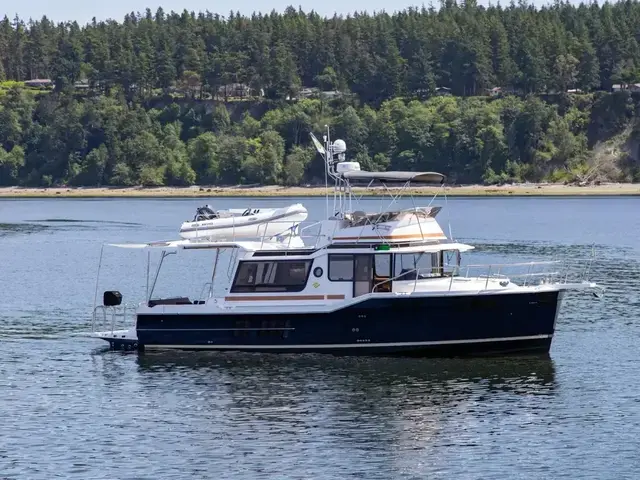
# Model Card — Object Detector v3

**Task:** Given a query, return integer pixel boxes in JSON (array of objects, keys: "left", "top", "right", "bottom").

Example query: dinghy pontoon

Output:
[{"left": 179, "top": 203, "right": 308, "bottom": 241}]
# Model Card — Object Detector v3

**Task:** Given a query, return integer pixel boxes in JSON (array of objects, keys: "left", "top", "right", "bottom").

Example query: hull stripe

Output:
[
  {"left": 333, "top": 233, "right": 445, "bottom": 241},
  {"left": 224, "top": 294, "right": 344, "bottom": 301},
  {"left": 144, "top": 334, "right": 552, "bottom": 350}
]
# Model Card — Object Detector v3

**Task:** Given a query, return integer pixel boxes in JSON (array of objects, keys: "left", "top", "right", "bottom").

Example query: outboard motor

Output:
[
  {"left": 194, "top": 205, "right": 218, "bottom": 221},
  {"left": 103, "top": 290, "right": 122, "bottom": 307}
]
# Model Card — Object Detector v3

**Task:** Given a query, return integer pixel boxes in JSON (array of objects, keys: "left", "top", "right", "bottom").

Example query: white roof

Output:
[
  {"left": 106, "top": 239, "right": 297, "bottom": 252},
  {"left": 327, "top": 242, "right": 474, "bottom": 254},
  {"left": 342, "top": 170, "right": 445, "bottom": 185},
  {"left": 107, "top": 239, "right": 473, "bottom": 254},
  {"left": 388, "top": 242, "right": 474, "bottom": 253}
]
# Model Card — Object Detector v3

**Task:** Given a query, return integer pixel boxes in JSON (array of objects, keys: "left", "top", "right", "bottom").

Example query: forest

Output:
[{"left": 2, "top": 1, "right": 640, "bottom": 187}]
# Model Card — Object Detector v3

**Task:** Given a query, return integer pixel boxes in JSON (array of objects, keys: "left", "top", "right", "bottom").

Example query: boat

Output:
[
  {"left": 88, "top": 128, "right": 604, "bottom": 357},
  {"left": 179, "top": 203, "right": 308, "bottom": 241}
]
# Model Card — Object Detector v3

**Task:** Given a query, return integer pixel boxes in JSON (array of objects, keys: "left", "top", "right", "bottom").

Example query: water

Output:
[{"left": 0, "top": 195, "right": 637, "bottom": 478}]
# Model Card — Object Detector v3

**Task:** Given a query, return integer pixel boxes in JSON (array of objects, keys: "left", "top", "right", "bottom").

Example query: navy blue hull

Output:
[{"left": 128, "top": 290, "right": 563, "bottom": 357}]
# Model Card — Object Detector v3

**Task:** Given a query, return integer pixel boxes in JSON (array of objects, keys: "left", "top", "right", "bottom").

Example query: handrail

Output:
[
  {"left": 299, "top": 221, "right": 323, "bottom": 233},
  {"left": 195, "top": 218, "right": 333, "bottom": 249},
  {"left": 372, "top": 257, "right": 590, "bottom": 295},
  {"left": 92, "top": 303, "right": 136, "bottom": 334},
  {"left": 462, "top": 260, "right": 561, "bottom": 268},
  {"left": 199, "top": 282, "right": 213, "bottom": 302},
  {"left": 185, "top": 214, "right": 467, "bottom": 249},
  {"left": 186, "top": 214, "right": 468, "bottom": 249},
  {"left": 372, "top": 265, "right": 449, "bottom": 292}
]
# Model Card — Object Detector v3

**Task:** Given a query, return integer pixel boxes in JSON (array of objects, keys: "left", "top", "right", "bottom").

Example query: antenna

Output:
[
  {"left": 310, "top": 125, "right": 353, "bottom": 219},
  {"left": 325, "top": 125, "right": 330, "bottom": 220},
  {"left": 309, "top": 129, "right": 331, "bottom": 219}
]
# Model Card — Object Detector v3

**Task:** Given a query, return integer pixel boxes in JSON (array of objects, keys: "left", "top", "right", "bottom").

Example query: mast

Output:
[
  {"left": 309, "top": 126, "right": 352, "bottom": 219},
  {"left": 324, "top": 125, "right": 330, "bottom": 220}
]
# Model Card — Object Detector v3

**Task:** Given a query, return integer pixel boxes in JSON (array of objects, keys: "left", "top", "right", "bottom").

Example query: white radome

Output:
[
  {"left": 336, "top": 161, "right": 361, "bottom": 173},
  {"left": 332, "top": 139, "right": 347, "bottom": 154}
]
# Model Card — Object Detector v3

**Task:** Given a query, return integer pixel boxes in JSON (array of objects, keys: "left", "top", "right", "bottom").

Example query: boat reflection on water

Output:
[
  {"left": 92, "top": 350, "right": 557, "bottom": 475},
  {"left": 135, "top": 353, "right": 556, "bottom": 453},
  {"left": 131, "top": 350, "right": 557, "bottom": 399}
]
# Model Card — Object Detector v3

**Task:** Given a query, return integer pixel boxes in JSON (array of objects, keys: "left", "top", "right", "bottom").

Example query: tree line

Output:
[
  {"left": 2, "top": 84, "right": 639, "bottom": 187},
  {"left": 4, "top": 1, "right": 640, "bottom": 100},
  {"left": 1, "top": 2, "right": 640, "bottom": 187}
]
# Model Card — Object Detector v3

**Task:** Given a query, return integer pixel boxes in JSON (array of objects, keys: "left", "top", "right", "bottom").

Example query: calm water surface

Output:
[{"left": 0, "top": 196, "right": 638, "bottom": 479}]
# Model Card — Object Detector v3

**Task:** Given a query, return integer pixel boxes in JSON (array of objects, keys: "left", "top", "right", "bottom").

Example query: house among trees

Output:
[
  {"left": 3, "top": 2, "right": 640, "bottom": 189},
  {"left": 296, "top": 88, "right": 349, "bottom": 100},
  {"left": 24, "top": 79, "right": 53, "bottom": 88},
  {"left": 320, "top": 90, "right": 343, "bottom": 99},
  {"left": 299, "top": 87, "right": 319, "bottom": 98},
  {"left": 216, "top": 83, "right": 253, "bottom": 100},
  {"left": 612, "top": 83, "right": 640, "bottom": 92},
  {"left": 486, "top": 86, "right": 523, "bottom": 97}
]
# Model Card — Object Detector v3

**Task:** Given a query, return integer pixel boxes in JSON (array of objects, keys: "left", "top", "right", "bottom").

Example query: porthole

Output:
[{"left": 313, "top": 267, "right": 323, "bottom": 278}]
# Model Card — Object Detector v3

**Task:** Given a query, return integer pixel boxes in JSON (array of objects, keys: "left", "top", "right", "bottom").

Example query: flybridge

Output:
[{"left": 309, "top": 128, "right": 447, "bottom": 221}]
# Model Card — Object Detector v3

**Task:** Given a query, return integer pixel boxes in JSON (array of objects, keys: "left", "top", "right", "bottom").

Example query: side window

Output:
[
  {"left": 442, "top": 250, "right": 459, "bottom": 276},
  {"left": 234, "top": 262, "right": 259, "bottom": 287},
  {"left": 394, "top": 253, "right": 439, "bottom": 280},
  {"left": 329, "top": 254, "right": 354, "bottom": 281},
  {"left": 231, "top": 260, "right": 312, "bottom": 293},
  {"left": 374, "top": 254, "right": 392, "bottom": 277}
]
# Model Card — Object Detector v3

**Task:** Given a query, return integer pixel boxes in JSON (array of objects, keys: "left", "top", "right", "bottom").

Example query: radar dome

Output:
[{"left": 332, "top": 139, "right": 347, "bottom": 154}]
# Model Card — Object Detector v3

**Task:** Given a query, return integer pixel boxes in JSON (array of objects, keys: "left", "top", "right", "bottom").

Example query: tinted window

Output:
[
  {"left": 329, "top": 254, "right": 354, "bottom": 281},
  {"left": 394, "top": 253, "right": 439, "bottom": 279},
  {"left": 231, "top": 260, "right": 312, "bottom": 293},
  {"left": 374, "top": 254, "right": 392, "bottom": 277}
]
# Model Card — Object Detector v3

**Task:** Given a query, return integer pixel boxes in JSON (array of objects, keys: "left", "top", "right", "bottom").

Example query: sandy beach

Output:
[{"left": 0, "top": 183, "right": 638, "bottom": 198}]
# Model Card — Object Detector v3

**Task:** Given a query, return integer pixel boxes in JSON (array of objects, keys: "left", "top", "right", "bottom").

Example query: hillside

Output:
[{"left": 2, "top": 3, "right": 640, "bottom": 187}]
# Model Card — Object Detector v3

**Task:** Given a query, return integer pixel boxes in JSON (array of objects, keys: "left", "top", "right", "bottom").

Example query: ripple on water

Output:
[
  {"left": 0, "top": 197, "right": 639, "bottom": 479},
  {"left": 0, "top": 345, "right": 564, "bottom": 479}
]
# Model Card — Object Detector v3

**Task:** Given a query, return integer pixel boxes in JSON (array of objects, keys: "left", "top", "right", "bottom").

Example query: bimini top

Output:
[{"left": 342, "top": 171, "right": 446, "bottom": 185}]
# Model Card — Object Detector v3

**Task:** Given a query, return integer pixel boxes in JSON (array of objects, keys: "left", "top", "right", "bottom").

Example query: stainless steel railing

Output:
[
  {"left": 373, "top": 258, "right": 596, "bottom": 294},
  {"left": 91, "top": 303, "right": 137, "bottom": 334},
  {"left": 187, "top": 210, "right": 441, "bottom": 250}
]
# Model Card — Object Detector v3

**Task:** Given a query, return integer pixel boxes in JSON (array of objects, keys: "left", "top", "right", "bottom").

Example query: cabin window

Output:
[
  {"left": 231, "top": 260, "right": 313, "bottom": 293},
  {"left": 328, "top": 254, "right": 354, "bottom": 281},
  {"left": 394, "top": 253, "right": 440, "bottom": 280},
  {"left": 374, "top": 254, "right": 392, "bottom": 277},
  {"left": 440, "top": 250, "right": 460, "bottom": 276}
]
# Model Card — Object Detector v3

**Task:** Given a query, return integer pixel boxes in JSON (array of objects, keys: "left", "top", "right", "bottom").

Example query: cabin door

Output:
[
  {"left": 353, "top": 254, "right": 373, "bottom": 297},
  {"left": 373, "top": 254, "right": 392, "bottom": 292}
]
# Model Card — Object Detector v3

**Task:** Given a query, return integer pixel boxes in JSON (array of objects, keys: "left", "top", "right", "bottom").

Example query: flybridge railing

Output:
[
  {"left": 187, "top": 219, "right": 330, "bottom": 249},
  {"left": 456, "top": 260, "right": 566, "bottom": 289},
  {"left": 187, "top": 209, "right": 445, "bottom": 250},
  {"left": 374, "top": 257, "right": 599, "bottom": 294}
]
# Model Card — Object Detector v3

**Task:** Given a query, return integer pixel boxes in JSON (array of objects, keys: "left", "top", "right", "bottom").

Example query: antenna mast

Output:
[
  {"left": 309, "top": 126, "right": 352, "bottom": 219},
  {"left": 324, "top": 125, "right": 330, "bottom": 219}
]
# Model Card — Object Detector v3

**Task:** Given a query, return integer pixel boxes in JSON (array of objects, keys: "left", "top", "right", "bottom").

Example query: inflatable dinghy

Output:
[{"left": 179, "top": 203, "right": 308, "bottom": 241}]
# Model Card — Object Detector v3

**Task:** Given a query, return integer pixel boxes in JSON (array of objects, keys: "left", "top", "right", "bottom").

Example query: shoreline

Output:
[{"left": 0, "top": 183, "right": 638, "bottom": 198}]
